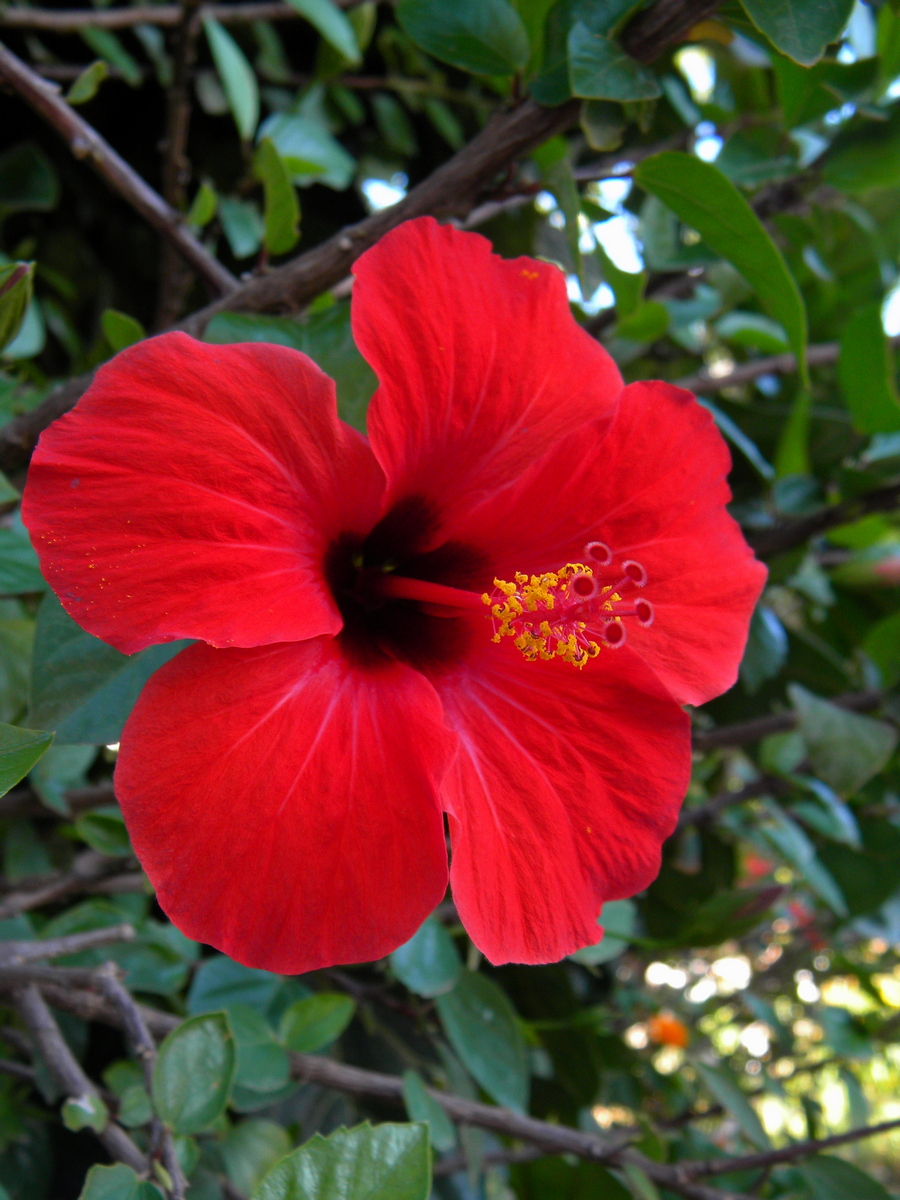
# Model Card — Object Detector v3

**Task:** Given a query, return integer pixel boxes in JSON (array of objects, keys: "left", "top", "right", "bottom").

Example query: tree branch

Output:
[
  {"left": 0, "top": 40, "right": 237, "bottom": 296},
  {"left": 0, "top": 924, "right": 135, "bottom": 964},
  {"left": 0, "top": 849, "right": 128, "bottom": 919},
  {"left": 13, "top": 984, "right": 149, "bottom": 1175},
  {"left": 0, "top": 1, "right": 305, "bottom": 30},
  {"left": 749, "top": 487, "right": 900, "bottom": 559},
  {"left": 691, "top": 690, "right": 884, "bottom": 751}
]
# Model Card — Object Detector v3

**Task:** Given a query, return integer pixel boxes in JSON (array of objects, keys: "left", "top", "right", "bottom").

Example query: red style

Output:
[{"left": 22, "top": 218, "right": 766, "bottom": 972}]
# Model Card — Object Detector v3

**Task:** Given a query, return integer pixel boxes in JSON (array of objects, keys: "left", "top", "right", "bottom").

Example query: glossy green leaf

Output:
[
  {"left": 229, "top": 1005, "right": 291, "bottom": 1093},
  {"left": 760, "top": 800, "right": 848, "bottom": 914},
  {"left": 257, "top": 112, "right": 355, "bottom": 189},
  {"left": 0, "top": 263, "right": 34, "bottom": 353},
  {"left": 838, "top": 303, "right": 900, "bottom": 434},
  {"left": 62, "top": 1093, "right": 108, "bottom": 1133},
  {"left": 66, "top": 60, "right": 109, "bottom": 105},
  {"left": 396, "top": 0, "right": 529, "bottom": 75},
  {"left": 799, "top": 1155, "right": 893, "bottom": 1200},
  {"left": 75, "top": 806, "right": 132, "bottom": 857},
  {"left": 435, "top": 971, "right": 529, "bottom": 1112},
  {"left": 823, "top": 108, "right": 900, "bottom": 192},
  {"left": 0, "top": 519, "right": 46, "bottom": 594},
  {"left": 634, "top": 151, "right": 808, "bottom": 383},
  {"left": 568, "top": 23, "right": 660, "bottom": 101},
  {"left": 187, "top": 180, "right": 218, "bottom": 228},
  {"left": 401, "top": 1070, "right": 456, "bottom": 1152},
  {"left": 390, "top": 915, "right": 462, "bottom": 997},
  {"left": 204, "top": 17, "right": 260, "bottom": 140},
  {"left": 738, "top": 0, "right": 853, "bottom": 65},
  {"left": 30, "top": 594, "right": 188, "bottom": 745},
  {"left": 79, "top": 29, "right": 142, "bottom": 86},
  {"left": 863, "top": 611, "right": 900, "bottom": 687},
  {"left": 279, "top": 993, "right": 355, "bottom": 1053},
  {"left": 789, "top": 684, "right": 897, "bottom": 796},
  {"left": 219, "top": 197, "right": 265, "bottom": 259},
  {"left": 739, "top": 604, "right": 788, "bottom": 691},
  {"left": 569, "top": 898, "right": 637, "bottom": 965},
  {"left": 253, "top": 138, "right": 300, "bottom": 255},
  {"left": 78, "top": 1164, "right": 163, "bottom": 1200},
  {"left": 253, "top": 1122, "right": 430, "bottom": 1200},
  {"left": 695, "top": 1063, "right": 769, "bottom": 1149},
  {"left": 152, "top": 1013, "right": 236, "bottom": 1134},
  {"left": 0, "top": 724, "right": 52, "bottom": 797},
  {"left": 222, "top": 1119, "right": 291, "bottom": 1196},
  {"left": 188, "top": 955, "right": 284, "bottom": 1016},
  {"left": 715, "top": 311, "right": 788, "bottom": 354},
  {"left": 100, "top": 308, "right": 145, "bottom": 354},
  {"left": 283, "top": 0, "right": 361, "bottom": 63}
]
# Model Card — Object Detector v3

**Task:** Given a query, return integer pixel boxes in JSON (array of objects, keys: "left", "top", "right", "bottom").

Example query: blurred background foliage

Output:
[{"left": 4, "top": 0, "right": 900, "bottom": 1198}]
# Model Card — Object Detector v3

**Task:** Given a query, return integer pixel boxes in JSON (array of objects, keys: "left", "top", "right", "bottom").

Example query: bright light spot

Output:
[
  {"left": 821, "top": 976, "right": 873, "bottom": 1013},
  {"left": 695, "top": 135, "right": 722, "bottom": 162},
  {"left": 592, "top": 177, "right": 632, "bottom": 213},
  {"left": 105, "top": 742, "right": 120, "bottom": 752},
  {"left": 594, "top": 215, "right": 643, "bottom": 273},
  {"left": 875, "top": 970, "right": 900, "bottom": 1008},
  {"left": 821, "top": 1077, "right": 848, "bottom": 1126},
  {"left": 360, "top": 173, "right": 408, "bottom": 211},
  {"left": 645, "top": 961, "right": 687, "bottom": 988},
  {"left": 740, "top": 1021, "right": 771, "bottom": 1058},
  {"left": 534, "top": 190, "right": 557, "bottom": 214},
  {"left": 581, "top": 282, "right": 615, "bottom": 315},
  {"left": 795, "top": 969, "right": 821, "bottom": 1003},
  {"left": 772, "top": 1057, "right": 795, "bottom": 1078},
  {"left": 707, "top": 352, "right": 736, "bottom": 379},
  {"left": 759, "top": 1094, "right": 791, "bottom": 1136},
  {"left": 837, "top": 43, "right": 857, "bottom": 62},
  {"left": 793, "top": 1016, "right": 822, "bottom": 1040},
  {"left": 823, "top": 103, "right": 856, "bottom": 126},
  {"left": 674, "top": 46, "right": 716, "bottom": 104},
  {"left": 813, "top": 955, "right": 830, "bottom": 971},
  {"left": 846, "top": 0, "right": 875, "bottom": 59},
  {"left": 746, "top": 1059, "right": 762, "bottom": 1075},
  {"left": 549, "top": 209, "right": 566, "bottom": 230},
  {"left": 791, "top": 130, "right": 829, "bottom": 168},
  {"left": 591, "top": 1104, "right": 637, "bottom": 1128},
  {"left": 688, "top": 977, "right": 718, "bottom": 1004},
  {"left": 711, "top": 955, "right": 752, "bottom": 994},
  {"left": 756, "top": 373, "right": 781, "bottom": 396},
  {"left": 624, "top": 1022, "right": 649, "bottom": 1049},
  {"left": 883, "top": 282, "right": 900, "bottom": 335},
  {"left": 653, "top": 1046, "right": 684, "bottom": 1074},
  {"left": 888, "top": 77, "right": 900, "bottom": 100}
]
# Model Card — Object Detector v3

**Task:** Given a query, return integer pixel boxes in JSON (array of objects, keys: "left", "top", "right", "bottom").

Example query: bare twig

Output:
[
  {"left": 0, "top": 1057, "right": 35, "bottom": 1083},
  {"left": 0, "top": 40, "right": 236, "bottom": 296},
  {"left": 0, "top": 1, "right": 306, "bottom": 29},
  {"left": 0, "top": 781, "right": 115, "bottom": 821},
  {"left": 0, "top": 850, "right": 126, "bottom": 919},
  {"left": 749, "top": 485, "right": 900, "bottom": 559},
  {"left": 677, "top": 778, "right": 788, "bottom": 829},
  {"left": 13, "top": 984, "right": 148, "bottom": 1173},
  {"left": 691, "top": 690, "right": 884, "bottom": 751},
  {"left": 94, "top": 963, "right": 186, "bottom": 1199},
  {"left": 0, "top": 924, "right": 135, "bottom": 964},
  {"left": 683, "top": 1116, "right": 900, "bottom": 1176}
]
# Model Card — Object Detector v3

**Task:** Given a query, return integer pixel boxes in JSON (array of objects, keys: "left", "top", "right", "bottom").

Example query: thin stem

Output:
[
  {"left": 373, "top": 574, "right": 487, "bottom": 611},
  {"left": 0, "top": 1, "right": 303, "bottom": 29},
  {"left": 0, "top": 40, "right": 236, "bottom": 297}
]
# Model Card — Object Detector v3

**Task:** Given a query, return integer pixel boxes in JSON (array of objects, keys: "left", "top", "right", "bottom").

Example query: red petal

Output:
[
  {"left": 352, "top": 217, "right": 622, "bottom": 538},
  {"left": 438, "top": 641, "right": 690, "bottom": 965},
  {"left": 115, "top": 638, "right": 454, "bottom": 973},
  {"left": 23, "top": 334, "right": 384, "bottom": 654},
  {"left": 456, "top": 381, "right": 766, "bottom": 706}
]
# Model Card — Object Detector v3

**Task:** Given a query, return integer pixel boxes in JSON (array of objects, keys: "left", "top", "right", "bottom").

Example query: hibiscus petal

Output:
[
  {"left": 115, "top": 638, "right": 454, "bottom": 973},
  {"left": 352, "top": 217, "right": 622, "bottom": 537},
  {"left": 454, "top": 381, "right": 766, "bottom": 706},
  {"left": 23, "top": 333, "right": 384, "bottom": 654},
  {"left": 438, "top": 641, "right": 690, "bottom": 965}
]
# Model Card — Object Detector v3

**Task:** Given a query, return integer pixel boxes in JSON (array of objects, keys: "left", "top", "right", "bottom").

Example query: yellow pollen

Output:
[{"left": 483, "top": 564, "right": 603, "bottom": 668}]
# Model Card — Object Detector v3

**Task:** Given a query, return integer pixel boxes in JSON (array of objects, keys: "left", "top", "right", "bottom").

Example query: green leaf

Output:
[
  {"left": 222, "top": 1119, "right": 291, "bottom": 1196},
  {"left": 30, "top": 593, "right": 188, "bottom": 745},
  {"left": 279, "top": 993, "right": 355, "bottom": 1053},
  {"left": 838, "top": 303, "right": 900, "bottom": 434},
  {"left": 739, "top": 604, "right": 788, "bottom": 691},
  {"left": 0, "top": 263, "right": 34, "bottom": 353},
  {"left": 634, "top": 151, "right": 808, "bottom": 384},
  {"left": 568, "top": 23, "right": 660, "bottom": 101},
  {"left": 79, "top": 28, "right": 142, "bottom": 86},
  {"left": 435, "top": 972, "right": 529, "bottom": 1112},
  {"left": 219, "top": 197, "right": 264, "bottom": 259},
  {"left": 823, "top": 108, "right": 900, "bottom": 192},
  {"left": 788, "top": 684, "right": 897, "bottom": 796},
  {"left": 204, "top": 17, "right": 260, "bottom": 141},
  {"left": 253, "top": 138, "right": 300, "bottom": 256},
  {"left": 863, "top": 610, "right": 900, "bottom": 687},
  {"left": 738, "top": 0, "right": 853, "bottom": 65},
  {"left": 0, "top": 142, "right": 59, "bottom": 213},
  {"left": 283, "top": 0, "right": 361, "bottom": 63},
  {"left": 66, "top": 61, "right": 109, "bottom": 105},
  {"left": 204, "top": 306, "right": 376, "bottom": 432},
  {"left": 188, "top": 955, "right": 285, "bottom": 1016},
  {"left": 257, "top": 112, "right": 355, "bottom": 189},
  {"left": 371, "top": 93, "right": 418, "bottom": 157},
  {"left": 187, "top": 181, "right": 218, "bottom": 228},
  {"left": 117, "top": 1084, "right": 153, "bottom": 1128},
  {"left": 75, "top": 806, "right": 132, "bottom": 857},
  {"left": 401, "top": 1070, "right": 456, "bottom": 1152},
  {"left": 569, "top": 898, "right": 637, "bottom": 965},
  {"left": 695, "top": 1063, "right": 769, "bottom": 1150},
  {"left": 100, "top": 309, "right": 146, "bottom": 354},
  {"left": 0, "top": 519, "right": 46, "bottom": 594},
  {"left": 396, "top": 0, "right": 529, "bottom": 76},
  {"left": 0, "top": 724, "right": 52, "bottom": 797},
  {"left": 253, "top": 1122, "right": 431, "bottom": 1200},
  {"left": 759, "top": 800, "right": 848, "bottom": 914},
  {"left": 229, "top": 1005, "right": 291, "bottom": 1093},
  {"left": 715, "top": 311, "right": 789, "bottom": 354},
  {"left": 152, "top": 1013, "right": 236, "bottom": 1134},
  {"left": 78, "top": 1164, "right": 163, "bottom": 1200},
  {"left": 390, "top": 915, "right": 462, "bottom": 997},
  {"left": 29, "top": 742, "right": 94, "bottom": 814},
  {"left": 616, "top": 300, "right": 669, "bottom": 341},
  {"left": 62, "top": 1093, "right": 108, "bottom": 1133},
  {"left": 799, "top": 1156, "right": 893, "bottom": 1200}
]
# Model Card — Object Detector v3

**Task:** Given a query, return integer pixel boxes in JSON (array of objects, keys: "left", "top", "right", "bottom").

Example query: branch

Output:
[
  {"left": 749, "top": 486, "right": 900, "bottom": 559},
  {"left": 13, "top": 984, "right": 148, "bottom": 1175},
  {"left": 0, "top": 40, "right": 237, "bottom": 297},
  {"left": 682, "top": 1116, "right": 900, "bottom": 1176},
  {"left": 691, "top": 690, "right": 884, "bottom": 751},
  {"left": 0, "top": 924, "right": 135, "bottom": 964},
  {"left": 0, "top": 1, "right": 304, "bottom": 29},
  {"left": 677, "top": 777, "right": 788, "bottom": 829},
  {"left": 94, "top": 963, "right": 186, "bottom": 1199},
  {"left": 0, "top": 849, "right": 127, "bottom": 919}
]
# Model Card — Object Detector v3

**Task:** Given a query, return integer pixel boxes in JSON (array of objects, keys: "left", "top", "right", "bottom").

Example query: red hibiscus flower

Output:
[{"left": 22, "top": 218, "right": 765, "bottom": 973}]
